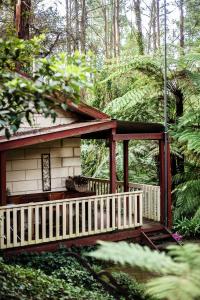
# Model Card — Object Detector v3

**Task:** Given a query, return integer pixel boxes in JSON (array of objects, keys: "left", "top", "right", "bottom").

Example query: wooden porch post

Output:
[
  {"left": 109, "top": 129, "right": 116, "bottom": 193},
  {"left": 167, "top": 142, "right": 172, "bottom": 228},
  {"left": 123, "top": 140, "right": 129, "bottom": 192},
  {"left": 0, "top": 151, "right": 7, "bottom": 206},
  {"left": 159, "top": 140, "right": 165, "bottom": 225}
]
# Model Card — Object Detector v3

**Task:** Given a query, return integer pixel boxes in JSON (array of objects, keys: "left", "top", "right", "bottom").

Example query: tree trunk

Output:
[
  {"left": 179, "top": 0, "right": 184, "bottom": 54},
  {"left": 133, "top": 0, "right": 144, "bottom": 55},
  {"left": 74, "top": 0, "right": 79, "bottom": 50},
  {"left": 102, "top": 0, "right": 109, "bottom": 59},
  {"left": 152, "top": 0, "right": 157, "bottom": 52},
  {"left": 81, "top": 0, "right": 86, "bottom": 53},
  {"left": 15, "top": 0, "right": 31, "bottom": 39},
  {"left": 156, "top": 0, "right": 160, "bottom": 48},
  {"left": 66, "top": 0, "right": 72, "bottom": 54}
]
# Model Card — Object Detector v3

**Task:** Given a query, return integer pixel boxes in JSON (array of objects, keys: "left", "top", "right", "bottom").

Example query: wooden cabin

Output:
[{"left": 0, "top": 101, "right": 173, "bottom": 253}]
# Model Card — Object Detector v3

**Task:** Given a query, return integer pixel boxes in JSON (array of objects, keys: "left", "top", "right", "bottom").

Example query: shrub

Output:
[
  {"left": 112, "top": 272, "right": 152, "bottom": 300},
  {"left": 0, "top": 260, "right": 113, "bottom": 300},
  {"left": 173, "top": 217, "right": 200, "bottom": 238}
]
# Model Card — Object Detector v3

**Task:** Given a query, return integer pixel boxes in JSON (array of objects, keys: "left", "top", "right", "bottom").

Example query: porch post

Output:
[
  {"left": 109, "top": 129, "right": 116, "bottom": 193},
  {"left": 167, "top": 142, "right": 172, "bottom": 228},
  {"left": 123, "top": 140, "right": 129, "bottom": 192},
  {"left": 159, "top": 140, "right": 165, "bottom": 225},
  {"left": 0, "top": 151, "right": 7, "bottom": 206}
]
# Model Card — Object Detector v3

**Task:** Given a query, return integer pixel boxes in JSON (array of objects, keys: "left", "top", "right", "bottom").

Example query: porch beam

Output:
[
  {"left": 109, "top": 129, "right": 116, "bottom": 193},
  {"left": 123, "top": 140, "right": 129, "bottom": 192},
  {"left": 167, "top": 142, "right": 172, "bottom": 229},
  {"left": 114, "top": 133, "right": 164, "bottom": 141},
  {"left": 159, "top": 140, "right": 165, "bottom": 225},
  {"left": 0, "top": 151, "right": 7, "bottom": 206}
]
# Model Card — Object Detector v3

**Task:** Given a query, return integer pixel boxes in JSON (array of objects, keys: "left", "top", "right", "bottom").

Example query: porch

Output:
[
  {"left": 0, "top": 116, "right": 171, "bottom": 251},
  {"left": 0, "top": 178, "right": 160, "bottom": 249}
]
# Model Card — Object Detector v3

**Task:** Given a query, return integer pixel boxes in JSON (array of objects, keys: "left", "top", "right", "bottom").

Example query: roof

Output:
[
  {"left": 116, "top": 120, "right": 164, "bottom": 134},
  {"left": 0, "top": 120, "right": 116, "bottom": 151}
]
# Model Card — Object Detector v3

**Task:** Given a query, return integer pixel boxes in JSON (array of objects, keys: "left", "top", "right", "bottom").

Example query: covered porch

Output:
[{"left": 0, "top": 119, "right": 171, "bottom": 250}]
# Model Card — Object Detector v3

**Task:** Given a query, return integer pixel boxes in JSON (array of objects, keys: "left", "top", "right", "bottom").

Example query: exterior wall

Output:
[
  {"left": 18, "top": 110, "right": 79, "bottom": 132},
  {"left": 6, "top": 138, "right": 81, "bottom": 195}
]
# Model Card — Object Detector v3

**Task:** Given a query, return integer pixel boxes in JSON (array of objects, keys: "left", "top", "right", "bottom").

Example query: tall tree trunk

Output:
[
  {"left": 133, "top": 0, "right": 144, "bottom": 55},
  {"left": 15, "top": 0, "right": 31, "bottom": 39},
  {"left": 113, "top": 0, "right": 117, "bottom": 57},
  {"left": 152, "top": 0, "right": 157, "bottom": 52},
  {"left": 156, "top": 0, "right": 160, "bottom": 48},
  {"left": 102, "top": 0, "right": 109, "bottom": 58},
  {"left": 74, "top": 0, "right": 79, "bottom": 50},
  {"left": 179, "top": 0, "right": 184, "bottom": 54},
  {"left": 147, "top": 1, "right": 153, "bottom": 53},
  {"left": 81, "top": 0, "right": 86, "bottom": 53},
  {"left": 66, "top": 0, "right": 72, "bottom": 54},
  {"left": 115, "top": 0, "right": 120, "bottom": 57}
]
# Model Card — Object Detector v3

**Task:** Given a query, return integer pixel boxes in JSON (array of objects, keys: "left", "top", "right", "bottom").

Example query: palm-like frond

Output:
[{"left": 89, "top": 242, "right": 200, "bottom": 300}]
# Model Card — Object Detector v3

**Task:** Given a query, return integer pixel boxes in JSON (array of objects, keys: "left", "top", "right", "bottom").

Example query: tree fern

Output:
[{"left": 89, "top": 242, "right": 200, "bottom": 300}]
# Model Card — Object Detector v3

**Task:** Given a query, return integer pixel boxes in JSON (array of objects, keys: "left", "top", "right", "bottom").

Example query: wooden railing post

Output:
[
  {"left": 167, "top": 142, "right": 172, "bottom": 228},
  {"left": 0, "top": 151, "right": 7, "bottom": 206},
  {"left": 123, "top": 140, "right": 129, "bottom": 192},
  {"left": 159, "top": 140, "right": 165, "bottom": 225},
  {"left": 109, "top": 129, "right": 116, "bottom": 194}
]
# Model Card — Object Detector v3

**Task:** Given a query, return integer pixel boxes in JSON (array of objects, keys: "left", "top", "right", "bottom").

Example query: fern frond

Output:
[{"left": 89, "top": 241, "right": 178, "bottom": 275}]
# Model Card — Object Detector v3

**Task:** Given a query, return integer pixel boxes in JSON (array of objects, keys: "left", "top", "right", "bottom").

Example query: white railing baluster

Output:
[
  {"left": 62, "top": 203, "right": 66, "bottom": 238},
  {"left": 35, "top": 206, "right": 39, "bottom": 243},
  {"left": 69, "top": 202, "right": 73, "bottom": 237},
  {"left": 117, "top": 195, "right": 121, "bottom": 229},
  {"left": 6, "top": 210, "right": 11, "bottom": 247},
  {"left": 75, "top": 202, "right": 79, "bottom": 236},
  {"left": 112, "top": 196, "right": 116, "bottom": 230},
  {"left": 106, "top": 197, "right": 110, "bottom": 230},
  {"left": 56, "top": 204, "right": 60, "bottom": 239},
  {"left": 100, "top": 197, "right": 104, "bottom": 231},
  {"left": 28, "top": 207, "right": 32, "bottom": 243},
  {"left": 42, "top": 206, "right": 46, "bottom": 241},
  {"left": 20, "top": 208, "right": 25, "bottom": 246},
  {"left": 49, "top": 205, "right": 53, "bottom": 240},
  {"left": 82, "top": 201, "right": 85, "bottom": 235},
  {"left": 13, "top": 209, "right": 17, "bottom": 247},
  {"left": 88, "top": 201, "right": 92, "bottom": 234},
  {"left": 94, "top": 199, "right": 98, "bottom": 232}
]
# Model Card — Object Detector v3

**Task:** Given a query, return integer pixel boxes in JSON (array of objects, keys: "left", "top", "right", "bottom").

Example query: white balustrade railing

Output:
[
  {"left": 0, "top": 191, "right": 143, "bottom": 249},
  {"left": 87, "top": 177, "right": 160, "bottom": 222}
]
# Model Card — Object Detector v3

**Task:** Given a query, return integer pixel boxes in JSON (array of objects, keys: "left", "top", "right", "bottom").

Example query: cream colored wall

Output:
[
  {"left": 18, "top": 110, "right": 79, "bottom": 132},
  {"left": 6, "top": 138, "right": 81, "bottom": 195}
]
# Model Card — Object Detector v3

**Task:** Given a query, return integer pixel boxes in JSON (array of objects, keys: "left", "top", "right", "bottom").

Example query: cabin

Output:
[{"left": 0, "top": 100, "right": 174, "bottom": 254}]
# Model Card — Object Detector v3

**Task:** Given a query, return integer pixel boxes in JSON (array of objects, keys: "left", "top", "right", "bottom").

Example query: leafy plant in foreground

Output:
[
  {"left": 89, "top": 242, "right": 200, "bottom": 300},
  {"left": 173, "top": 217, "right": 200, "bottom": 238}
]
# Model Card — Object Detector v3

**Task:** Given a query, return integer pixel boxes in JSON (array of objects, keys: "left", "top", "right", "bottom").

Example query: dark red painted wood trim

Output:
[
  {"left": 114, "top": 133, "right": 164, "bottom": 141},
  {"left": 109, "top": 129, "right": 117, "bottom": 194},
  {"left": 159, "top": 140, "right": 165, "bottom": 225},
  {"left": 0, "top": 151, "right": 7, "bottom": 206},
  {"left": 0, "top": 121, "right": 116, "bottom": 151},
  {"left": 123, "top": 140, "right": 129, "bottom": 192},
  {"left": 167, "top": 142, "right": 172, "bottom": 229},
  {"left": 3, "top": 227, "right": 143, "bottom": 256},
  {"left": 66, "top": 100, "right": 110, "bottom": 120}
]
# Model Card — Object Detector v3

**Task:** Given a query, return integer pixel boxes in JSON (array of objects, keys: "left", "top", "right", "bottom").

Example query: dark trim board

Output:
[
  {"left": 114, "top": 133, "right": 164, "bottom": 141},
  {"left": 3, "top": 224, "right": 163, "bottom": 256}
]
